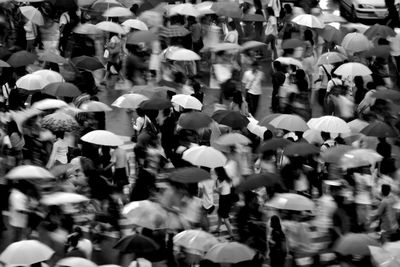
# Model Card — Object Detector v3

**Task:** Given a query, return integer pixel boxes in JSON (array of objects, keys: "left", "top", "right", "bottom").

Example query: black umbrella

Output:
[
  {"left": 283, "top": 143, "right": 320, "bottom": 156},
  {"left": 169, "top": 167, "right": 211, "bottom": 183},
  {"left": 212, "top": 110, "right": 249, "bottom": 130},
  {"left": 361, "top": 121, "right": 398, "bottom": 138},
  {"left": 114, "top": 234, "right": 160, "bottom": 255},
  {"left": 7, "top": 51, "right": 37, "bottom": 68},
  {"left": 258, "top": 138, "right": 292, "bottom": 153},
  {"left": 178, "top": 112, "right": 213, "bottom": 130},
  {"left": 139, "top": 98, "right": 172, "bottom": 110},
  {"left": 236, "top": 172, "right": 282, "bottom": 192},
  {"left": 71, "top": 56, "right": 104, "bottom": 71}
]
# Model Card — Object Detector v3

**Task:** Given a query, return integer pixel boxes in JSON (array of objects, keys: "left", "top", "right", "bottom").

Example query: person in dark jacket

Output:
[
  {"left": 269, "top": 215, "right": 287, "bottom": 267},
  {"left": 271, "top": 61, "right": 286, "bottom": 113}
]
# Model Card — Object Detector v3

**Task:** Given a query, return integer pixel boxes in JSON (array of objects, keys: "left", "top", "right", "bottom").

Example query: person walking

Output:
[
  {"left": 242, "top": 62, "right": 264, "bottom": 116},
  {"left": 264, "top": 7, "right": 278, "bottom": 60},
  {"left": 269, "top": 215, "right": 287, "bottom": 267}
]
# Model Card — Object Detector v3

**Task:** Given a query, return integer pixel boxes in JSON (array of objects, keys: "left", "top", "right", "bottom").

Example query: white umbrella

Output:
[
  {"left": 266, "top": 193, "right": 315, "bottom": 211},
  {"left": 103, "top": 6, "right": 133, "bottom": 17},
  {"left": 166, "top": 48, "right": 201, "bottom": 61},
  {"left": 31, "top": 99, "right": 68, "bottom": 110},
  {"left": 80, "top": 101, "right": 113, "bottom": 112},
  {"left": 122, "top": 19, "right": 148, "bottom": 31},
  {"left": 112, "top": 93, "right": 149, "bottom": 109},
  {"left": 96, "top": 21, "right": 125, "bottom": 34},
  {"left": 5, "top": 165, "right": 55, "bottom": 179},
  {"left": 41, "top": 192, "right": 90, "bottom": 205},
  {"left": 308, "top": 116, "right": 350, "bottom": 133},
  {"left": 81, "top": 130, "right": 124, "bottom": 146},
  {"left": 318, "top": 13, "right": 347, "bottom": 23},
  {"left": 172, "top": 94, "right": 203, "bottom": 110},
  {"left": 347, "top": 119, "right": 369, "bottom": 133},
  {"left": 215, "top": 133, "right": 251, "bottom": 146},
  {"left": 174, "top": 230, "right": 219, "bottom": 253},
  {"left": 33, "top": 69, "right": 64, "bottom": 86},
  {"left": 73, "top": 23, "right": 101, "bottom": 34},
  {"left": 170, "top": 3, "right": 200, "bottom": 17},
  {"left": 16, "top": 74, "right": 46, "bottom": 90},
  {"left": 182, "top": 145, "right": 227, "bottom": 168},
  {"left": 19, "top": 6, "right": 44, "bottom": 25},
  {"left": 275, "top": 57, "right": 303, "bottom": 69},
  {"left": 334, "top": 62, "right": 372, "bottom": 77},
  {"left": 292, "top": 14, "right": 324, "bottom": 29},
  {"left": 195, "top": 1, "right": 215, "bottom": 15},
  {"left": 205, "top": 242, "right": 255, "bottom": 263},
  {"left": 339, "top": 149, "right": 383, "bottom": 169},
  {"left": 317, "top": 52, "right": 347, "bottom": 65},
  {"left": 56, "top": 257, "right": 98, "bottom": 267},
  {"left": 341, "top": 32, "right": 371, "bottom": 52},
  {"left": 247, "top": 123, "right": 268, "bottom": 138},
  {"left": 0, "top": 240, "right": 54, "bottom": 265},
  {"left": 241, "top": 40, "right": 266, "bottom": 51},
  {"left": 303, "top": 129, "right": 324, "bottom": 145}
]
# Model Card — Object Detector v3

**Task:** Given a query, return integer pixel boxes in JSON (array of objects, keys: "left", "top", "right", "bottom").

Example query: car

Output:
[{"left": 339, "top": 0, "right": 388, "bottom": 21}]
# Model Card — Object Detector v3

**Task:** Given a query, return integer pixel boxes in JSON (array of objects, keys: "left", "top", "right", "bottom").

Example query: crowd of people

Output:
[{"left": 0, "top": 0, "right": 400, "bottom": 266}]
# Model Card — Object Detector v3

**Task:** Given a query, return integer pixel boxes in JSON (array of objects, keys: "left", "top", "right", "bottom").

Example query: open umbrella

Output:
[
  {"left": 72, "top": 56, "right": 104, "bottom": 71},
  {"left": 274, "top": 57, "right": 303, "bottom": 69},
  {"left": 166, "top": 48, "right": 201, "bottom": 61},
  {"left": 32, "top": 99, "right": 68, "bottom": 110},
  {"left": 341, "top": 32, "right": 371, "bottom": 52},
  {"left": 169, "top": 3, "right": 199, "bottom": 17},
  {"left": 266, "top": 193, "right": 315, "bottom": 211},
  {"left": 317, "top": 51, "right": 347, "bottom": 65},
  {"left": 169, "top": 167, "right": 211, "bottom": 183},
  {"left": 178, "top": 112, "right": 213, "bottom": 130},
  {"left": 211, "top": 2, "right": 242, "bottom": 18},
  {"left": 8, "top": 50, "right": 37, "bottom": 67},
  {"left": 292, "top": 14, "right": 324, "bottom": 28},
  {"left": 42, "top": 112, "right": 79, "bottom": 132},
  {"left": 283, "top": 143, "right": 320, "bottom": 156},
  {"left": 364, "top": 45, "right": 391, "bottom": 59},
  {"left": 212, "top": 110, "right": 249, "bottom": 129},
  {"left": 159, "top": 25, "right": 190, "bottom": 38},
  {"left": 131, "top": 85, "right": 175, "bottom": 98},
  {"left": 339, "top": 149, "right": 383, "bottom": 169},
  {"left": 91, "top": 0, "right": 122, "bottom": 12},
  {"left": 174, "top": 230, "right": 219, "bottom": 253},
  {"left": 269, "top": 114, "right": 308, "bottom": 132},
  {"left": 172, "top": 94, "right": 202, "bottom": 110},
  {"left": 73, "top": 23, "right": 101, "bottom": 35},
  {"left": 347, "top": 119, "right": 369, "bottom": 133},
  {"left": 318, "top": 25, "right": 344, "bottom": 44},
  {"left": 126, "top": 30, "right": 158, "bottom": 44},
  {"left": 139, "top": 98, "right": 172, "bottom": 110},
  {"left": 334, "top": 233, "right": 379, "bottom": 256},
  {"left": 122, "top": 19, "right": 148, "bottom": 31},
  {"left": 281, "top": 38, "right": 304, "bottom": 49},
  {"left": 318, "top": 13, "right": 346, "bottom": 23},
  {"left": 81, "top": 130, "right": 124, "bottom": 146},
  {"left": 258, "top": 138, "right": 292, "bottom": 152},
  {"left": 308, "top": 116, "right": 350, "bottom": 133},
  {"left": 123, "top": 200, "right": 168, "bottom": 230},
  {"left": 215, "top": 133, "right": 251, "bottom": 146},
  {"left": 195, "top": 1, "right": 215, "bottom": 15},
  {"left": 41, "top": 192, "right": 89, "bottom": 205},
  {"left": 247, "top": 123, "right": 268, "bottom": 138},
  {"left": 96, "top": 21, "right": 125, "bottom": 34},
  {"left": 242, "top": 13, "right": 266, "bottom": 22},
  {"left": 373, "top": 89, "right": 400, "bottom": 102},
  {"left": 360, "top": 120, "right": 397, "bottom": 138},
  {"left": 42, "top": 82, "right": 81, "bottom": 98},
  {"left": 80, "top": 101, "right": 112, "bottom": 112},
  {"left": 320, "top": 145, "right": 354, "bottom": 163},
  {"left": 56, "top": 257, "right": 98, "bottom": 267},
  {"left": 16, "top": 74, "right": 46, "bottom": 90},
  {"left": 38, "top": 51, "right": 67, "bottom": 64},
  {"left": 303, "top": 129, "right": 324, "bottom": 144},
  {"left": 236, "top": 172, "right": 282, "bottom": 192},
  {"left": 114, "top": 234, "right": 160, "bottom": 254},
  {"left": 6, "top": 165, "right": 54, "bottom": 179},
  {"left": 34, "top": 69, "right": 64, "bottom": 85},
  {"left": 0, "top": 240, "right": 54, "bottom": 265},
  {"left": 19, "top": 6, "right": 44, "bottom": 25},
  {"left": 203, "top": 42, "right": 241, "bottom": 52},
  {"left": 334, "top": 62, "right": 372, "bottom": 77},
  {"left": 241, "top": 41, "right": 266, "bottom": 51},
  {"left": 0, "top": 59, "right": 10, "bottom": 67},
  {"left": 364, "top": 24, "right": 396, "bottom": 40},
  {"left": 103, "top": 6, "right": 132, "bottom": 17},
  {"left": 182, "top": 145, "right": 227, "bottom": 168},
  {"left": 258, "top": 113, "right": 282, "bottom": 127},
  {"left": 112, "top": 93, "right": 149, "bottom": 109},
  {"left": 205, "top": 242, "right": 255, "bottom": 263}
]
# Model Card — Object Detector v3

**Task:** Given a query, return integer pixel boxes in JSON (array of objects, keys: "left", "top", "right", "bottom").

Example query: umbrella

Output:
[
  {"left": 303, "top": 129, "right": 324, "bottom": 144},
  {"left": 242, "top": 14, "right": 266, "bottom": 22},
  {"left": 56, "top": 257, "right": 98, "bottom": 267},
  {"left": 42, "top": 112, "right": 79, "bottom": 132},
  {"left": 7, "top": 50, "right": 37, "bottom": 67},
  {"left": 339, "top": 149, "right": 383, "bottom": 169},
  {"left": 122, "top": 19, "right": 148, "bottom": 31},
  {"left": 48, "top": 0, "right": 77, "bottom": 9},
  {"left": 41, "top": 192, "right": 89, "bottom": 205},
  {"left": 308, "top": 116, "right": 350, "bottom": 133},
  {"left": 96, "top": 21, "right": 125, "bottom": 34},
  {"left": 373, "top": 89, "right": 400, "bottom": 102},
  {"left": 317, "top": 52, "right": 347, "bottom": 65},
  {"left": 212, "top": 110, "right": 249, "bottom": 130},
  {"left": 283, "top": 143, "right": 319, "bottom": 156},
  {"left": 318, "top": 13, "right": 347, "bottom": 23},
  {"left": 32, "top": 99, "right": 68, "bottom": 110},
  {"left": 281, "top": 38, "right": 304, "bottom": 49},
  {"left": 178, "top": 112, "right": 213, "bottom": 130},
  {"left": 341, "top": 32, "right": 371, "bottom": 52},
  {"left": 320, "top": 145, "right": 354, "bottom": 163},
  {"left": 80, "top": 101, "right": 112, "bottom": 112},
  {"left": 292, "top": 14, "right": 324, "bottom": 29},
  {"left": 123, "top": 200, "right": 168, "bottom": 230},
  {"left": 205, "top": 242, "right": 255, "bottom": 263},
  {"left": 38, "top": 51, "right": 67, "bottom": 64},
  {"left": 182, "top": 145, "right": 227, "bottom": 168},
  {"left": 81, "top": 130, "right": 124, "bottom": 146},
  {"left": 341, "top": 23, "right": 369, "bottom": 34},
  {"left": 78, "top": 0, "right": 96, "bottom": 6},
  {"left": 318, "top": 25, "right": 343, "bottom": 44},
  {"left": 266, "top": 193, "right": 315, "bottom": 211},
  {"left": 334, "top": 62, "right": 372, "bottom": 77},
  {"left": 247, "top": 123, "right": 268, "bottom": 138},
  {"left": 19, "top": 6, "right": 44, "bottom": 25},
  {"left": 166, "top": 48, "right": 201, "bottom": 61},
  {"left": 258, "top": 138, "right": 292, "bottom": 152},
  {"left": 103, "top": 6, "right": 132, "bottom": 17},
  {"left": 258, "top": 113, "right": 282, "bottom": 127},
  {"left": 34, "top": 69, "right": 64, "bottom": 85},
  {"left": 91, "top": 0, "right": 122, "bottom": 12},
  {"left": 241, "top": 41, "right": 266, "bottom": 51},
  {"left": 174, "top": 230, "right": 219, "bottom": 253},
  {"left": 195, "top": 1, "right": 215, "bottom": 15},
  {"left": 364, "top": 45, "right": 391, "bottom": 59},
  {"left": 236, "top": 172, "right": 282, "bottom": 192},
  {"left": 126, "top": 30, "right": 158, "bottom": 44},
  {"left": 159, "top": 25, "right": 190, "bottom": 38},
  {"left": 172, "top": 94, "right": 202, "bottom": 110},
  {"left": 112, "top": 93, "right": 149, "bottom": 109},
  {"left": 215, "top": 133, "right": 251, "bottom": 146},
  {"left": 114, "top": 234, "right": 160, "bottom": 254},
  {"left": 211, "top": 2, "right": 242, "bottom": 18},
  {"left": 360, "top": 120, "right": 397, "bottom": 138},
  {"left": 274, "top": 57, "right": 303, "bottom": 69},
  {"left": 334, "top": 233, "right": 379, "bottom": 256},
  {"left": 139, "top": 98, "right": 172, "bottom": 110},
  {"left": 42, "top": 82, "right": 81, "bottom": 98},
  {"left": 203, "top": 42, "right": 241, "bottom": 52},
  {"left": 169, "top": 3, "right": 199, "bottom": 17},
  {"left": 0, "top": 240, "right": 54, "bottom": 265},
  {"left": 131, "top": 85, "right": 175, "bottom": 98},
  {"left": 6, "top": 165, "right": 54, "bottom": 179},
  {"left": 71, "top": 56, "right": 104, "bottom": 71},
  {"left": 369, "top": 246, "right": 400, "bottom": 267},
  {"left": 16, "top": 74, "right": 46, "bottom": 91},
  {"left": 0, "top": 59, "right": 10, "bottom": 67},
  {"left": 347, "top": 119, "right": 369, "bottom": 133},
  {"left": 169, "top": 167, "right": 211, "bottom": 183},
  {"left": 73, "top": 23, "right": 101, "bottom": 35},
  {"left": 269, "top": 114, "right": 308, "bottom": 132},
  {"left": 364, "top": 24, "right": 396, "bottom": 40}
]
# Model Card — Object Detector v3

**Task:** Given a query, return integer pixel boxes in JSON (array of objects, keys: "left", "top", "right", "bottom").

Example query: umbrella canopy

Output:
[
  {"left": 178, "top": 112, "right": 213, "bottom": 130},
  {"left": 203, "top": 42, "right": 241, "bottom": 52},
  {"left": 174, "top": 230, "right": 219, "bottom": 253},
  {"left": 139, "top": 98, "right": 172, "bottom": 110},
  {"left": 317, "top": 51, "right": 347, "bottom": 65},
  {"left": 360, "top": 120, "right": 397, "bottom": 138},
  {"left": 42, "top": 112, "right": 79, "bottom": 132},
  {"left": 169, "top": 167, "right": 211, "bottom": 183},
  {"left": 274, "top": 57, "right": 303, "bottom": 69},
  {"left": 91, "top": 0, "right": 122, "bottom": 11},
  {"left": 369, "top": 246, "right": 400, "bottom": 267},
  {"left": 71, "top": 56, "right": 104, "bottom": 71},
  {"left": 205, "top": 242, "right": 255, "bottom": 263},
  {"left": 339, "top": 149, "right": 383, "bottom": 169},
  {"left": 81, "top": 130, "right": 124, "bottom": 146},
  {"left": 347, "top": 119, "right": 369, "bottom": 133},
  {"left": 334, "top": 233, "right": 379, "bottom": 256},
  {"left": 236, "top": 172, "right": 282, "bottom": 192},
  {"left": 32, "top": 99, "right": 68, "bottom": 110},
  {"left": 334, "top": 62, "right": 372, "bottom": 77},
  {"left": 103, "top": 6, "right": 132, "bottom": 17},
  {"left": 122, "top": 19, "right": 148, "bottom": 31},
  {"left": 212, "top": 110, "right": 249, "bottom": 129},
  {"left": 182, "top": 145, "right": 227, "bottom": 168},
  {"left": 318, "top": 13, "right": 346, "bottom": 23},
  {"left": 364, "top": 24, "right": 396, "bottom": 40},
  {"left": 215, "top": 133, "right": 251, "bottom": 146},
  {"left": 131, "top": 85, "right": 175, "bottom": 98},
  {"left": 292, "top": 14, "right": 324, "bottom": 28},
  {"left": 258, "top": 113, "right": 282, "bottom": 127},
  {"left": 269, "top": 114, "right": 308, "bottom": 132},
  {"left": 247, "top": 123, "right": 268, "bottom": 138},
  {"left": 318, "top": 25, "right": 344, "bottom": 44},
  {"left": 195, "top": 1, "right": 215, "bottom": 15},
  {"left": 283, "top": 143, "right": 320, "bottom": 156},
  {"left": 112, "top": 93, "right": 149, "bottom": 109},
  {"left": 80, "top": 101, "right": 112, "bottom": 112},
  {"left": 281, "top": 38, "right": 304, "bottom": 49},
  {"left": 16, "top": 74, "right": 46, "bottom": 91},
  {"left": 242, "top": 13, "right": 265, "bottom": 22},
  {"left": 6, "top": 165, "right": 54, "bottom": 179},
  {"left": 211, "top": 2, "right": 242, "bottom": 18},
  {"left": 0, "top": 59, "right": 10, "bottom": 67},
  {"left": 8, "top": 50, "right": 37, "bottom": 67},
  {"left": 0, "top": 240, "right": 54, "bottom": 265},
  {"left": 364, "top": 45, "right": 391, "bottom": 59},
  {"left": 341, "top": 32, "right": 371, "bottom": 52},
  {"left": 166, "top": 48, "right": 201, "bottom": 61},
  {"left": 241, "top": 40, "right": 266, "bottom": 51},
  {"left": 96, "top": 21, "right": 125, "bottom": 34},
  {"left": 303, "top": 129, "right": 324, "bottom": 144},
  {"left": 172, "top": 94, "right": 202, "bottom": 110},
  {"left": 126, "top": 30, "right": 158, "bottom": 44},
  {"left": 308, "top": 116, "right": 350, "bottom": 133},
  {"left": 34, "top": 69, "right": 64, "bottom": 85},
  {"left": 56, "top": 257, "right": 98, "bottom": 267},
  {"left": 38, "top": 51, "right": 67, "bottom": 64},
  {"left": 320, "top": 145, "right": 354, "bottom": 163},
  {"left": 266, "top": 193, "right": 315, "bottom": 211},
  {"left": 159, "top": 25, "right": 190, "bottom": 38},
  {"left": 258, "top": 138, "right": 292, "bottom": 152},
  {"left": 114, "top": 234, "right": 160, "bottom": 254},
  {"left": 73, "top": 23, "right": 101, "bottom": 35},
  {"left": 373, "top": 89, "right": 400, "bottom": 102},
  {"left": 170, "top": 3, "right": 199, "bottom": 17},
  {"left": 42, "top": 82, "right": 81, "bottom": 97},
  {"left": 19, "top": 6, "right": 44, "bottom": 25},
  {"left": 41, "top": 192, "right": 89, "bottom": 205}
]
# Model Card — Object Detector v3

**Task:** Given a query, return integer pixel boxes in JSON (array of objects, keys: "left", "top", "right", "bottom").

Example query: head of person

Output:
[
  {"left": 321, "top": 131, "right": 331, "bottom": 141},
  {"left": 54, "top": 131, "right": 65, "bottom": 139},
  {"left": 283, "top": 4, "right": 292, "bottom": 14},
  {"left": 244, "top": 191, "right": 259, "bottom": 209},
  {"left": 270, "top": 215, "right": 282, "bottom": 231},
  {"left": 263, "top": 129, "right": 273, "bottom": 141},
  {"left": 295, "top": 69, "right": 306, "bottom": 82},
  {"left": 251, "top": 61, "right": 259, "bottom": 71},
  {"left": 227, "top": 21, "right": 236, "bottom": 31},
  {"left": 266, "top": 7, "right": 275, "bottom": 17},
  {"left": 304, "top": 29, "right": 313, "bottom": 43},
  {"left": 136, "top": 108, "right": 145, "bottom": 118},
  {"left": 382, "top": 184, "right": 391, "bottom": 197},
  {"left": 272, "top": 60, "right": 282, "bottom": 72},
  {"left": 214, "top": 166, "right": 231, "bottom": 182},
  {"left": 354, "top": 76, "right": 364, "bottom": 88}
]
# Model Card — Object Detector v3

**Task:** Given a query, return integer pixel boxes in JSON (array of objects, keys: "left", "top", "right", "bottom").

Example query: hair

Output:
[
  {"left": 55, "top": 131, "right": 65, "bottom": 139},
  {"left": 232, "top": 90, "right": 243, "bottom": 108},
  {"left": 354, "top": 76, "right": 364, "bottom": 88},
  {"left": 273, "top": 61, "right": 282, "bottom": 72},
  {"left": 266, "top": 7, "right": 275, "bottom": 16},
  {"left": 304, "top": 29, "right": 314, "bottom": 46},
  {"left": 7, "top": 120, "right": 20, "bottom": 136},
  {"left": 136, "top": 108, "right": 145, "bottom": 117},
  {"left": 270, "top": 215, "right": 282, "bottom": 231},
  {"left": 382, "top": 184, "right": 391, "bottom": 196},
  {"left": 321, "top": 131, "right": 331, "bottom": 141},
  {"left": 263, "top": 130, "right": 273, "bottom": 141},
  {"left": 228, "top": 21, "right": 236, "bottom": 30},
  {"left": 80, "top": 156, "right": 96, "bottom": 178},
  {"left": 215, "top": 167, "right": 231, "bottom": 182},
  {"left": 284, "top": 4, "right": 292, "bottom": 14}
]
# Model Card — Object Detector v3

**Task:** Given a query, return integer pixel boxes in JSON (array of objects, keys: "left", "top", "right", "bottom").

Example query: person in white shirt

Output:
[
  {"left": 264, "top": 7, "right": 278, "bottom": 60},
  {"left": 242, "top": 61, "right": 264, "bottom": 116},
  {"left": 198, "top": 178, "right": 215, "bottom": 231},
  {"left": 46, "top": 131, "right": 69, "bottom": 169},
  {"left": 9, "top": 182, "right": 29, "bottom": 242},
  {"left": 224, "top": 21, "right": 239, "bottom": 44}
]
